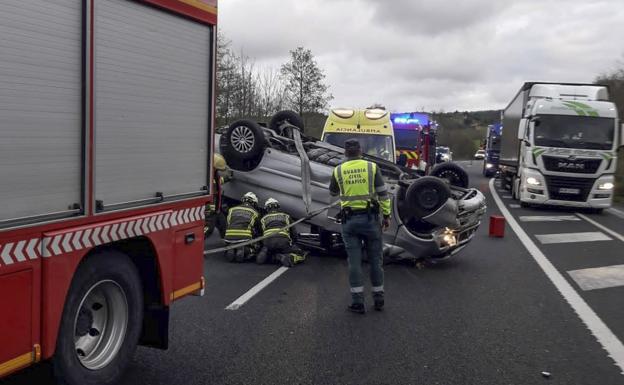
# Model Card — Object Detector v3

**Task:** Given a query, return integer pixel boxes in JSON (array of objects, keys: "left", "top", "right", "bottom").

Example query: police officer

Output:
[
  {"left": 223, "top": 192, "right": 261, "bottom": 263},
  {"left": 256, "top": 198, "right": 306, "bottom": 267},
  {"left": 330, "top": 139, "right": 391, "bottom": 314}
]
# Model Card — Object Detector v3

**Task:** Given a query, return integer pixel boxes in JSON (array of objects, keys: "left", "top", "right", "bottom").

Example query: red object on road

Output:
[{"left": 489, "top": 215, "right": 506, "bottom": 237}]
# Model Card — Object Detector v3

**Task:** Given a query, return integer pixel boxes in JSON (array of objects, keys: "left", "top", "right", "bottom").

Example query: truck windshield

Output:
[
  {"left": 394, "top": 129, "right": 420, "bottom": 149},
  {"left": 489, "top": 136, "right": 501, "bottom": 150},
  {"left": 533, "top": 115, "right": 614, "bottom": 150},
  {"left": 324, "top": 133, "right": 395, "bottom": 162}
]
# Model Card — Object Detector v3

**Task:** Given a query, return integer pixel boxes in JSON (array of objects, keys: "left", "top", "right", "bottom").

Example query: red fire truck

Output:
[{"left": 0, "top": 1, "right": 217, "bottom": 383}]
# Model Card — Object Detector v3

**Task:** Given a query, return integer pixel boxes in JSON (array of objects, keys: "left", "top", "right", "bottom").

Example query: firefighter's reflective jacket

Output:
[
  {"left": 224, "top": 203, "right": 260, "bottom": 242},
  {"left": 260, "top": 210, "right": 293, "bottom": 241}
]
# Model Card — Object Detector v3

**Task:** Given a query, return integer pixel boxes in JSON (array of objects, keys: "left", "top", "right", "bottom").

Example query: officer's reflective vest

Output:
[
  {"left": 260, "top": 211, "right": 291, "bottom": 241},
  {"left": 334, "top": 159, "right": 388, "bottom": 213},
  {"left": 224, "top": 204, "right": 259, "bottom": 241}
]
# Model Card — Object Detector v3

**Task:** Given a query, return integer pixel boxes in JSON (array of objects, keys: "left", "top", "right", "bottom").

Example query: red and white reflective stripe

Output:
[{"left": 0, "top": 205, "right": 204, "bottom": 266}]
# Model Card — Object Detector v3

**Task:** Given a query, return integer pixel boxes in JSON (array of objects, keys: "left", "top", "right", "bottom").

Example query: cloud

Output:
[{"left": 219, "top": 0, "right": 624, "bottom": 111}]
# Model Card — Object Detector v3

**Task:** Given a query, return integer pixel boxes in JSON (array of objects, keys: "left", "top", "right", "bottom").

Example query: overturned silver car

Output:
[{"left": 216, "top": 111, "right": 486, "bottom": 261}]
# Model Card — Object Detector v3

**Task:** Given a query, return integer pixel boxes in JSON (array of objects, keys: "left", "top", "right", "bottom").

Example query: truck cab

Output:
[
  {"left": 321, "top": 108, "right": 396, "bottom": 163},
  {"left": 502, "top": 83, "right": 621, "bottom": 209}
]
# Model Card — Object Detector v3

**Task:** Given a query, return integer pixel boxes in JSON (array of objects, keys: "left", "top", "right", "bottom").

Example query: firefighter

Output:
[
  {"left": 329, "top": 139, "right": 391, "bottom": 314},
  {"left": 256, "top": 198, "right": 306, "bottom": 267},
  {"left": 223, "top": 192, "right": 261, "bottom": 263}
]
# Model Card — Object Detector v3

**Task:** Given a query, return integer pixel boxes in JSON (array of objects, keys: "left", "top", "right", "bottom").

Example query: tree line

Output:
[{"left": 216, "top": 32, "right": 332, "bottom": 127}]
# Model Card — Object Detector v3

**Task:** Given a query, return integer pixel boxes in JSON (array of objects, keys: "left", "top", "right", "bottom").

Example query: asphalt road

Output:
[{"left": 4, "top": 161, "right": 624, "bottom": 385}]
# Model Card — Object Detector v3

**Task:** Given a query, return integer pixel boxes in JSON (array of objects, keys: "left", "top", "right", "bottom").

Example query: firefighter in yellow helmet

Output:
[
  {"left": 256, "top": 198, "right": 306, "bottom": 267},
  {"left": 223, "top": 192, "right": 261, "bottom": 263},
  {"left": 329, "top": 139, "right": 391, "bottom": 314}
]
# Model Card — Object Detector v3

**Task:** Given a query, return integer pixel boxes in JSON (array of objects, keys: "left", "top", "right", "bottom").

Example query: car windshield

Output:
[
  {"left": 533, "top": 115, "right": 614, "bottom": 150},
  {"left": 324, "top": 133, "right": 395, "bottom": 162},
  {"left": 394, "top": 129, "right": 420, "bottom": 149}
]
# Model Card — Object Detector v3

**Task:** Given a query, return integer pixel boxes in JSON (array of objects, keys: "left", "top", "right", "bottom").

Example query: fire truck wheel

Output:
[
  {"left": 223, "top": 119, "right": 266, "bottom": 162},
  {"left": 54, "top": 250, "right": 143, "bottom": 385},
  {"left": 404, "top": 176, "right": 451, "bottom": 218},
  {"left": 429, "top": 162, "right": 469, "bottom": 188},
  {"left": 269, "top": 110, "right": 304, "bottom": 134}
]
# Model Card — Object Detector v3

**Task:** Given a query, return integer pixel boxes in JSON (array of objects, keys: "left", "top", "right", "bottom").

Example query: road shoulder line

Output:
[
  {"left": 225, "top": 266, "right": 290, "bottom": 310},
  {"left": 488, "top": 178, "right": 624, "bottom": 374}
]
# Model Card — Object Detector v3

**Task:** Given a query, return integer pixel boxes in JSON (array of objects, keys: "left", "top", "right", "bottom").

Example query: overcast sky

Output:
[{"left": 219, "top": 0, "right": 624, "bottom": 112}]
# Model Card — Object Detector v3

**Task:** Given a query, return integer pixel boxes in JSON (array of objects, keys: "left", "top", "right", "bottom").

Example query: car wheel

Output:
[
  {"left": 404, "top": 176, "right": 452, "bottom": 218},
  {"left": 269, "top": 110, "right": 304, "bottom": 135},
  {"left": 53, "top": 251, "right": 143, "bottom": 385},
  {"left": 429, "top": 162, "right": 469, "bottom": 188},
  {"left": 223, "top": 119, "right": 266, "bottom": 162}
]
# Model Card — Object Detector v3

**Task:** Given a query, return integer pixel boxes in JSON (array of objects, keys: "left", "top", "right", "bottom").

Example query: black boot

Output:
[{"left": 347, "top": 303, "right": 366, "bottom": 314}]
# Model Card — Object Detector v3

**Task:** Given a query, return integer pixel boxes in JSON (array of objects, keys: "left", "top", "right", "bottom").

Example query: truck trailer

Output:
[
  {"left": 499, "top": 82, "right": 622, "bottom": 210},
  {"left": 0, "top": 1, "right": 217, "bottom": 383}
]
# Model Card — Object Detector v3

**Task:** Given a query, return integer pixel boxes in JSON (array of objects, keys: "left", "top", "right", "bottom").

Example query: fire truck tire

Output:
[
  {"left": 404, "top": 176, "right": 451, "bottom": 218},
  {"left": 429, "top": 162, "right": 469, "bottom": 188},
  {"left": 223, "top": 119, "right": 266, "bottom": 162},
  {"left": 269, "top": 110, "right": 304, "bottom": 134},
  {"left": 53, "top": 251, "right": 143, "bottom": 385}
]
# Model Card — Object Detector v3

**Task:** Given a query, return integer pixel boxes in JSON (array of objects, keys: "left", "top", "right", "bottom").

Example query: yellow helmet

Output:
[{"left": 214, "top": 154, "right": 227, "bottom": 171}]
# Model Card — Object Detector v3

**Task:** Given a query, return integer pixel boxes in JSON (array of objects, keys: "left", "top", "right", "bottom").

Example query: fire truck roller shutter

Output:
[
  {"left": 94, "top": 0, "right": 212, "bottom": 211},
  {"left": 0, "top": 0, "right": 83, "bottom": 225}
]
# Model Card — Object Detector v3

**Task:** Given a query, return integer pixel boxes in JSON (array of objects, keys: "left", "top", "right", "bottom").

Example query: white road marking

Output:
[
  {"left": 509, "top": 204, "right": 521, "bottom": 208},
  {"left": 502, "top": 195, "right": 513, "bottom": 199},
  {"left": 225, "top": 267, "right": 290, "bottom": 310},
  {"left": 519, "top": 215, "right": 581, "bottom": 222},
  {"left": 489, "top": 178, "right": 624, "bottom": 374},
  {"left": 535, "top": 232, "right": 612, "bottom": 244},
  {"left": 569, "top": 265, "right": 624, "bottom": 291},
  {"left": 577, "top": 213, "right": 624, "bottom": 243},
  {"left": 607, "top": 207, "right": 624, "bottom": 220}
]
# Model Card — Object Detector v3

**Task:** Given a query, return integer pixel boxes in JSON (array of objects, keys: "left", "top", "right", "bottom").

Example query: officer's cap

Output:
[{"left": 344, "top": 139, "right": 361, "bottom": 152}]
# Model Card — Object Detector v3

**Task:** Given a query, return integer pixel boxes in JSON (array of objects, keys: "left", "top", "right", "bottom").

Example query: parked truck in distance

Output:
[
  {"left": 483, "top": 123, "right": 502, "bottom": 177},
  {"left": 499, "top": 82, "right": 623, "bottom": 211}
]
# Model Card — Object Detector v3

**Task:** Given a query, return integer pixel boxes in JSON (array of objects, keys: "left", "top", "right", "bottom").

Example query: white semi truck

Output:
[{"left": 499, "top": 82, "right": 623, "bottom": 211}]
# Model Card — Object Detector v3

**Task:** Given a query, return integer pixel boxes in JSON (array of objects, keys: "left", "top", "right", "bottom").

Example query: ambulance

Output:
[{"left": 321, "top": 108, "right": 396, "bottom": 163}]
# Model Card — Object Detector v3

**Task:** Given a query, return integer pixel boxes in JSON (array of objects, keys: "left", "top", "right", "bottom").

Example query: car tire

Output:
[
  {"left": 269, "top": 110, "right": 304, "bottom": 135},
  {"left": 429, "top": 162, "right": 469, "bottom": 188},
  {"left": 53, "top": 251, "right": 143, "bottom": 385},
  {"left": 404, "top": 176, "right": 451, "bottom": 218},
  {"left": 223, "top": 119, "right": 266, "bottom": 162}
]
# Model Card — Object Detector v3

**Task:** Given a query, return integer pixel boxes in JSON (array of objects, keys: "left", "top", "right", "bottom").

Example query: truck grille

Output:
[
  {"left": 544, "top": 176, "right": 595, "bottom": 202},
  {"left": 542, "top": 156, "right": 601, "bottom": 174}
]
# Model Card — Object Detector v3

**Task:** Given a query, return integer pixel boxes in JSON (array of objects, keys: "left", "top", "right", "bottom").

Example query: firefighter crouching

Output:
[
  {"left": 256, "top": 198, "right": 307, "bottom": 267},
  {"left": 223, "top": 192, "right": 261, "bottom": 263}
]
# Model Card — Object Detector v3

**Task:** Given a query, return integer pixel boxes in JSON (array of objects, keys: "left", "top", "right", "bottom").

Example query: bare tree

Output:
[
  {"left": 256, "top": 67, "right": 287, "bottom": 119},
  {"left": 280, "top": 47, "right": 333, "bottom": 117}
]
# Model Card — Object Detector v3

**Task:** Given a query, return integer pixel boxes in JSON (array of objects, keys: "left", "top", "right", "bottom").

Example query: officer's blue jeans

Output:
[{"left": 341, "top": 213, "right": 384, "bottom": 304}]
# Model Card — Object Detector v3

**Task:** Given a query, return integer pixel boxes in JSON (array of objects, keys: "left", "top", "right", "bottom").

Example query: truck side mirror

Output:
[{"left": 517, "top": 118, "right": 528, "bottom": 140}]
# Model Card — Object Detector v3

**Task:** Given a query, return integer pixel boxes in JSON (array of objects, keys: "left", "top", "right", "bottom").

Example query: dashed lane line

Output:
[
  {"left": 502, "top": 195, "right": 513, "bottom": 199},
  {"left": 225, "top": 267, "right": 290, "bottom": 310},
  {"left": 509, "top": 204, "right": 521, "bottom": 208},
  {"left": 489, "top": 178, "right": 624, "bottom": 374},
  {"left": 535, "top": 232, "right": 612, "bottom": 245},
  {"left": 577, "top": 213, "right": 624, "bottom": 243},
  {"left": 519, "top": 215, "right": 581, "bottom": 222},
  {"left": 569, "top": 264, "right": 624, "bottom": 291}
]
